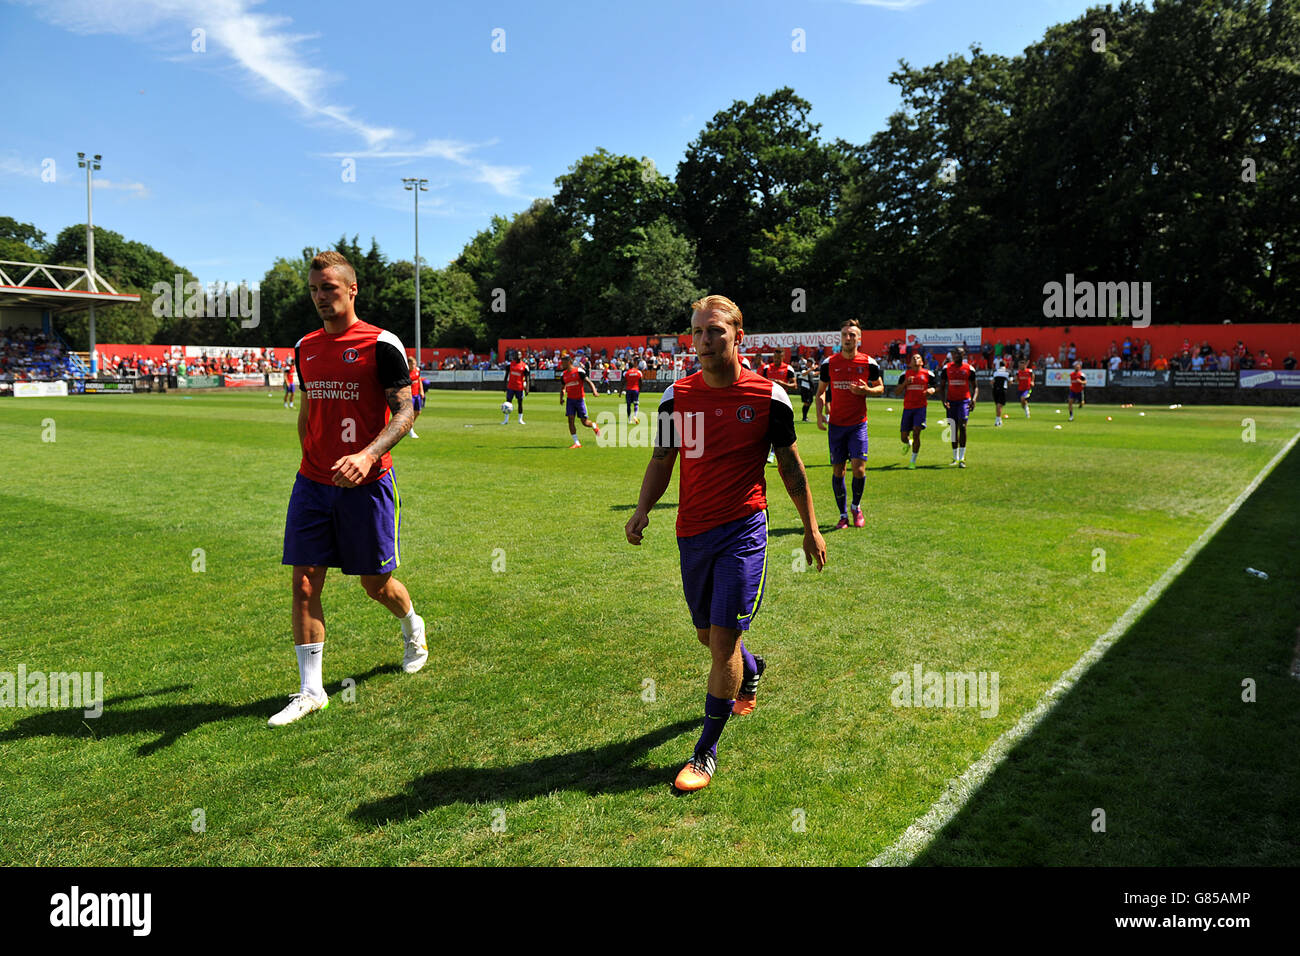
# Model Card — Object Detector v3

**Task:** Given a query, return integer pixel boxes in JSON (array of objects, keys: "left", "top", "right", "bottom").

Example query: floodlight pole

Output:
[
  {"left": 402, "top": 177, "right": 429, "bottom": 365},
  {"left": 78, "top": 152, "right": 102, "bottom": 374}
]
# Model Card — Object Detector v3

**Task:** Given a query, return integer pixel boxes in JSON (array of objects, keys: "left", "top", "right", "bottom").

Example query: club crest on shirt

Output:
[
  {"left": 736, "top": 404, "right": 755, "bottom": 423},
  {"left": 342, "top": 348, "right": 359, "bottom": 363}
]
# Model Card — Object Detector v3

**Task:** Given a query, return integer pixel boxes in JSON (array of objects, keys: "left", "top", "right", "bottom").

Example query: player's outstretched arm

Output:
[
  {"left": 625, "top": 443, "right": 677, "bottom": 545},
  {"left": 774, "top": 442, "right": 826, "bottom": 570},
  {"left": 331, "top": 384, "right": 413, "bottom": 488}
]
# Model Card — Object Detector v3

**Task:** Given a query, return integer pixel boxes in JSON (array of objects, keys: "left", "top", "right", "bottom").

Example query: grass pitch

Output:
[{"left": 1, "top": 388, "right": 1297, "bottom": 865}]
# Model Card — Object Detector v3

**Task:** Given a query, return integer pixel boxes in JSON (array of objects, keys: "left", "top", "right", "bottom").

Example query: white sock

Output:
[
  {"left": 400, "top": 605, "right": 419, "bottom": 637},
  {"left": 958, "top": 446, "right": 966, "bottom": 460},
  {"left": 296, "top": 642, "right": 324, "bottom": 699},
  {"left": 910, "top": 452, "right": 918, "bottom": 463},
  {"left": 995, "top": 416, "right": 1001, "bottom": 425}
]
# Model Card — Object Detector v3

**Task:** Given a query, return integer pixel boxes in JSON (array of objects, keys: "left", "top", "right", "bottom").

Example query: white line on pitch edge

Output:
[{"left": 869, "top": 426, "right": 1300, "bottom": 867}]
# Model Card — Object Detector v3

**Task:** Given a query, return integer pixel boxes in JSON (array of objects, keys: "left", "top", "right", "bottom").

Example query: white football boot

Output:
[
  {"left": 402, "top": 615, "right": 428, "bottom": 674},
  {"left": 268, "top": 692, "right": 329, "bottom": 727}
]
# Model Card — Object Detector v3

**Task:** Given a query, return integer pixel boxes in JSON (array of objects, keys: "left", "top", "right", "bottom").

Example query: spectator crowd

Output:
[{"left": 0, "top": 326, "right": 75, "bottom": 381}]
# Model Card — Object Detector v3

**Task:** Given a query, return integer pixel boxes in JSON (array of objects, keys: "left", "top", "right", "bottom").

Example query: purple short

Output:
[
  {"left": 1070, "top": 391, "right": 1084, "bottom": 401},
  {"left": 946, "top": 398, "right": 971, "bottom": 424},
  {"left": 828, "top": 421, "right": 869, "bottom": 465},
  {"left": 677, "top": 510, "right": 768, "bottom": 632},
  {"left": 506, "top": 389, "right": 525, "bottom": 402},
  {"left": 900, "top": 407, "right": 927, "bottom": 433},
  {"left": 412, "top": 394, "right": 424, "bottom": 412},
  {"left": 1018, "top": 389, "right": 1031, "bottom": 401},
  {"left": 566, "top": 397, "right": 589, "bottom": 419},
  {"left": 282, "top": 470, "right": 400, "bottom": 576}
]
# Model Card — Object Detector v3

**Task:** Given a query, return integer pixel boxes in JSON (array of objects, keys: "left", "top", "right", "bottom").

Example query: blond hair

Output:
[
  {"left": 310, "top": 250, "right": 356, "bottom": 286},
  {"left": 691, "top": 294, "right": 743, "bottom": 331}
]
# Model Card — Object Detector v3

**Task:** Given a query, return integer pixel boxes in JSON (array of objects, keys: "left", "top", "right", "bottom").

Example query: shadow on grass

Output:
[
  {"left": 350, "top": 717, "right": 699, "bottom": 826},
  {"left": 912, "top": 444, "right": 1300, "bottom": 865},
  {"left": 0, "top": 665, "right": 398, "bottom": 756}
]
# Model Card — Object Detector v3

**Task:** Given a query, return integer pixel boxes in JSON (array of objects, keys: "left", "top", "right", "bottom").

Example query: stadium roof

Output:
[{"left": 0, "top": 260, "right": 140, "bottom": 314}]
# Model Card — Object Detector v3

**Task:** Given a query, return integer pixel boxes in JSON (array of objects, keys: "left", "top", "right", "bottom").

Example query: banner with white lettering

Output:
[
  {"left": 1108, "top": 369, "right": 1171, "bottom": 387},
  {"left": 905, "top": 328, "right": 982, "bottom": 348},
  {"left": 1045, "top": 368, "right": 1106, "bottom": 387},
  {"left": 222, "top": 374, "right": 265, "bottom": 388},
  {"left": 1173, "top": 370, "right": 1238, "bottom": 388},
  {"left": 744, "top": 331, "right": 840, "bottom": 350},
  {"left": 1239, "top": 370, "right": 1300, "bottom": 389}
]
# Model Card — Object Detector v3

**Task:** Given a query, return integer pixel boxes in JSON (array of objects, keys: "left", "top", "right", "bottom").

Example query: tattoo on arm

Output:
[
  {"left": 363, "top": 385, "right": 414, "bottom": 459},
  {"left": 774, "top": 445, "right": 807, "bottom": 496}
]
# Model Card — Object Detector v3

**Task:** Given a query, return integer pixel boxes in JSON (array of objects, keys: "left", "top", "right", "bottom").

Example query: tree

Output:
[
  {"left": 552, "top": 149, "right": 698, "bottom": 332},
  {"left": 47, "top": 224, "right": 199, "bottom": 348},
  {"left": 0, "top": 217, "right": 49, "bottom": 263},
  {"left": 676, "top": 88, "right": 849, "bottom": 329}
]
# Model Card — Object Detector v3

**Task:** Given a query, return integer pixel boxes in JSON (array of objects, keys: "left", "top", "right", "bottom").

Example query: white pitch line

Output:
[{"left": 870, "top": 425, "right": 1300, "bottom": 867}]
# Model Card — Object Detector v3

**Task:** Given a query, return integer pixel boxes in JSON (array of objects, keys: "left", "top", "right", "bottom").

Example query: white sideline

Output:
[{"left": 869, "top": 425, "right": 1300, "bottom": 867}]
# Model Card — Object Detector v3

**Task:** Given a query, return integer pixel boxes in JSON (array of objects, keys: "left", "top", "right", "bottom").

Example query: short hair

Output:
[
  {"left": 840, "top": 319, "right": 861, "bottom": 332},
  {"left": 310, "top": 250, "right": 356, "bottom": 286},
  {"left": 691, "top": 294, "right": 742, "bottom": 332}
]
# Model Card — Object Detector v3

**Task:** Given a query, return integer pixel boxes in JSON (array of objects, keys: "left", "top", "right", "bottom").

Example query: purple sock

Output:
[
  {"left": 832, "top": 475, "right": 847, "bottom": 516},
  {"left": 851, "top": 476, "right": 865, "bottom": 508},
  {"left": 695, "top": 693, "right": 733, "bottom": 758},
  {"left": 739, "top": 640, "right": 757, "bottom": 681}
]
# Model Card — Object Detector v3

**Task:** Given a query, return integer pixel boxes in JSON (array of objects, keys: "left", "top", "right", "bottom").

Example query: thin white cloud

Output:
[
  {"left": 0, "top": 154, "right": 42, "bottom": 178},
  {"left": 17, "top": 0, "right": 397, "bottom": 144},
  {"left": 96, "top": 177, "right": 150, "bottom": 199},
  {"left": 324, "top": 140, "right": 486, "bottom": 164},
  {"left": 0, "top": 153, "right": 148, "bottom": 198},
  {"left": 321, "top": 140, "right": 530, "bottom": 199},
  {"left": 473, "top": 164, "right": 528, "bottom": 196},
  {"left": 20, "top": 0, "right": 526, "bottom": 195},
  {"left": 844, "top": 0, "right": 931, "bottom": 9}
]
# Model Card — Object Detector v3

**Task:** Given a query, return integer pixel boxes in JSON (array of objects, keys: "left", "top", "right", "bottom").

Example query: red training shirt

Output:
[
  {"left": 562, "top": 366, "right": 589, "bottom": 399},
  {"left": 656, "top": 369, "right": 797, "bottom": 537},
  {"left": 820, "top": 352, "right": 881, "bottom": 426},
  {"left": 943, "top": 361, "right": 974, "bottom": 401},
  {"left": 295, "top": 320, "right": 410, "bottom": 486},
  {"left": 902, "top": 368, "right": 932, "bottom": 410}
]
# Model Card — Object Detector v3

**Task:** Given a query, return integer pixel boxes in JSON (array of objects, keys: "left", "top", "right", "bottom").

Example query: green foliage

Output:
[
  {"left": 0, "top": 217, "right": 49, "bottom": 264},
  {"left": 676, "top": 87, "right": 850, "bottom": 330},
  {"left": 46, "top": 224, "right": 199, "bottom": 349}
]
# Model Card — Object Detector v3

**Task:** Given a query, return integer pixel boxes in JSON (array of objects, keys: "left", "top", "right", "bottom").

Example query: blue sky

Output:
[{"left": 1, "top": 0, "right": 1101, "bottom": 288}]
